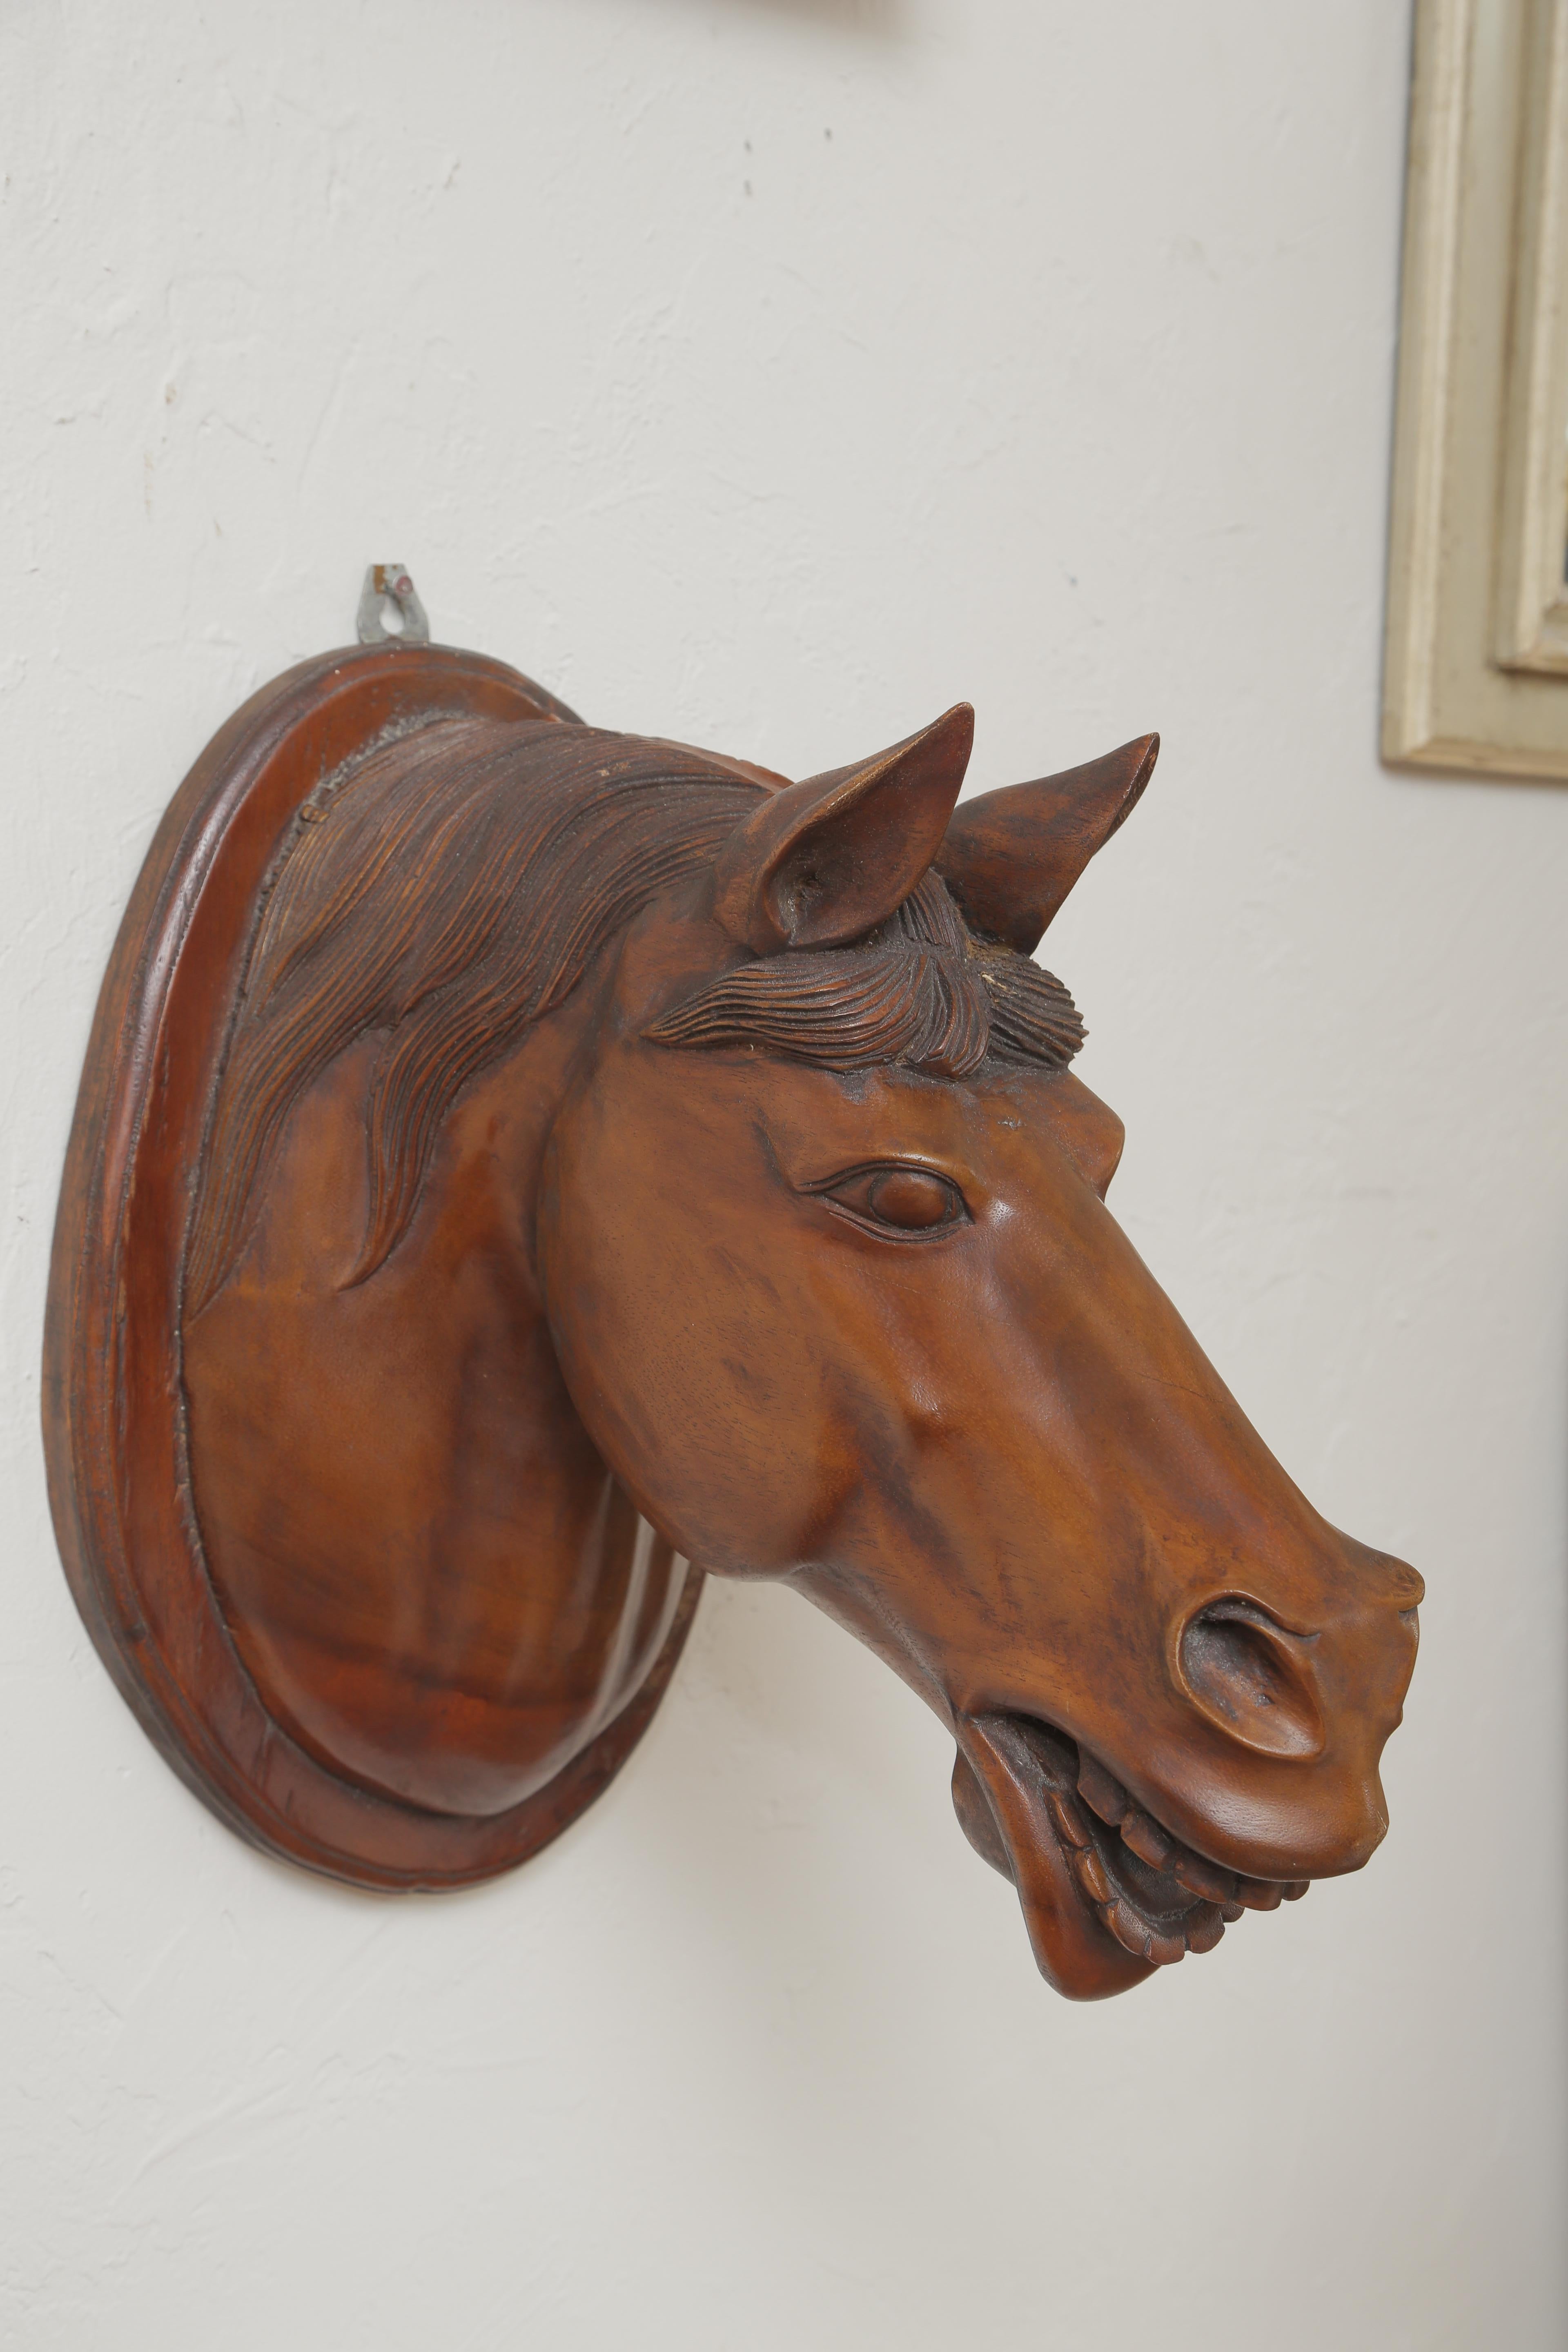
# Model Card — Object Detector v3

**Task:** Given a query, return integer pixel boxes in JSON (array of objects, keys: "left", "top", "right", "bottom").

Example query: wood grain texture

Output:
[
  {"left": 45, "top": 648, "right": 1423, "bottom": 1998},
  {"left": 42, "top": 644, "right": 703, "bottom": 1889}
]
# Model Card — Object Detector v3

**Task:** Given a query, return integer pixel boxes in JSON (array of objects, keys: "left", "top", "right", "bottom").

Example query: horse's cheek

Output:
[{"left": 536, "top": 1092, "right": 808, "bottom": 1573}]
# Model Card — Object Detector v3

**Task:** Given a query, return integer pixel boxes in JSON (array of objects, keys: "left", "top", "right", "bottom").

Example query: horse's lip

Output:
[{"left": 958, "top": 1711, "right": 1310, "bottom": 1973}]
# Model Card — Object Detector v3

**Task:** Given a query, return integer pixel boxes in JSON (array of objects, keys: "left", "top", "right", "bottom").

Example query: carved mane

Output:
[
  {"left": 50, "top": 639, "right": 1423, "bottom": 1976},
  {"left": 186, "top": 713, "right": 1083, "bottom": 1316}
]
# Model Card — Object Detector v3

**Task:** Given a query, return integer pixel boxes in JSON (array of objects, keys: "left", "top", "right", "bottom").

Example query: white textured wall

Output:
[{"left": 3, "top": 3, "right": 1564, "bottom": 2345}]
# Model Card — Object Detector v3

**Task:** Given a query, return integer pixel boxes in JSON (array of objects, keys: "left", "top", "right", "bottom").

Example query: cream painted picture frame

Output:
[{"left": 1384, "top": 0, "right": 1568, "bottom": 779}]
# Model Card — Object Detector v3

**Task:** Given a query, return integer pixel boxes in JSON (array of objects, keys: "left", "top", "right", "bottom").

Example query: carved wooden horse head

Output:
[{"left": 47, "top": 648, "right": 1420, "bottom": 1999}]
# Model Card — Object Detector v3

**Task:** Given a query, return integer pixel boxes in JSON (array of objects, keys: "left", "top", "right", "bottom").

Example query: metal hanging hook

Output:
[{"left": 356, "top": 564, "right": 430, "bottom": 647}]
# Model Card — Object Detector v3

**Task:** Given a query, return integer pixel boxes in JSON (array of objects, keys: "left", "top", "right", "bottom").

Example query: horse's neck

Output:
[{"left": 181, "top": 997, "right": 686, "bottom": 1817}]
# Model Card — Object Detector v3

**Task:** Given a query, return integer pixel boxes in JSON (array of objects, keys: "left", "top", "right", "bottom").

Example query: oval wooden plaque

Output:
[{"left": 42, "top": 643, "right": 702, "bottom": 1891}]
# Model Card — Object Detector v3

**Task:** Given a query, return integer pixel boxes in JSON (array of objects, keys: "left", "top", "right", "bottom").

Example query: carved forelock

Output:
[
  {"left": 644, "top": 869, "right": 1085, "bottom": 1078},
  {"left": 185, "top": 715, "right": 1086, "bottom": 1314}
]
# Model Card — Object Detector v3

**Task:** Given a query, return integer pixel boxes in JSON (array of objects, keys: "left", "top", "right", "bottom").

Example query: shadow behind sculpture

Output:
[{"left": 45, "top": 644, "right": 1421, "bottom": 2000}]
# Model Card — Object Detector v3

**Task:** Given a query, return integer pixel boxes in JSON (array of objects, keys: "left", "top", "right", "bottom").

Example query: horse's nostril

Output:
[{"left": 1176, "top": 1600, "right": 1325, "bottom": 1760}]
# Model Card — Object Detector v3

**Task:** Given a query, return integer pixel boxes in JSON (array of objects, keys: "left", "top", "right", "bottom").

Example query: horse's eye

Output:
[{"left": 820, "top": 1165, "right": 968, "bottom": 1236}]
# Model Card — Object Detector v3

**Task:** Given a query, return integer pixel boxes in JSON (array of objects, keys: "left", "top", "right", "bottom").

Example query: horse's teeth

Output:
[
  {"left": 1076, "top": 1752, "right": 1128, "bottom": 1824},
  {"left": 1171, "top": 1851, "right": 1239, "bottom": 1904},
  {"left": 1071, "top": 1768, "right": 1306, "bottom": 1959},
  {"left": 1105, "top": 1898, "right": 1151, "bottom": 1958},
  {"left": 1071, "top": 1845, "right": 1113, "bottom": 1904},
  {"left": 1119, "top": 1808, "right": 1173, "bottom": 1869},
  {"left": 1046, "top": 1790, "right": 1091, "bottom": 1851},
  {"left": 1183, "top": 1902, "right": 1226, "bottom": 1955}
]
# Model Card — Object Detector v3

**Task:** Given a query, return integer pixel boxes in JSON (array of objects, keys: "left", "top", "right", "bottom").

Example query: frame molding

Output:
[{"left": 1384, "top": 0, "right": 1568, "bottom": 777}]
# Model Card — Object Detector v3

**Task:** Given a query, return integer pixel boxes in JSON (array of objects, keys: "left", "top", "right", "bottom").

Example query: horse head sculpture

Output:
[{"left": 48, "top": 649, "right": 1421, "bottom": 1999}]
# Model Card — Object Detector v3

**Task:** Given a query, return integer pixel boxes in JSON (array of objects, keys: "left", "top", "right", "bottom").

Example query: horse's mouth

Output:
[{"left": 954, "top": 1712, "right": 1309, "bottom": 1997}]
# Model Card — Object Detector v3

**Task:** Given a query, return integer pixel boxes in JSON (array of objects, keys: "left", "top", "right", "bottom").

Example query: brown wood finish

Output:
[
  {"left": 45, "top": 642, "right": 1423, "bottom": 1993},
  {"left": 42, "top": 645, "right": 703, "bottom": 1889}
]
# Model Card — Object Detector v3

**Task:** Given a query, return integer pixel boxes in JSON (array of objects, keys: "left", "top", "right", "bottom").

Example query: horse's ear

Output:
[
  {"left": 936, "top": 733, "right": 1158, "bottom": 955},
  {"left": 712, "top": 704, "right": 974, "bottom": 954}
]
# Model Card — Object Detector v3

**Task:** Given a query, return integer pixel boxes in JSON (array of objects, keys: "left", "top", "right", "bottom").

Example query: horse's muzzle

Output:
[{"left": 951, "top": 1544, "right": 1421, "bottom": 2000}]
